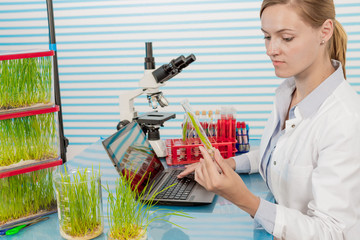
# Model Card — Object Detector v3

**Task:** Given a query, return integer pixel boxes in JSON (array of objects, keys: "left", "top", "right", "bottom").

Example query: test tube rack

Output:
[{"left": 165, "top": 138, "right": 237, "bottom": 166}]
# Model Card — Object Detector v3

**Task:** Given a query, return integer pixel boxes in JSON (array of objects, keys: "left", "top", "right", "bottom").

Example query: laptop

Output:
[{"left": 102, "top": 121, "right": 215, "bottom": 206}]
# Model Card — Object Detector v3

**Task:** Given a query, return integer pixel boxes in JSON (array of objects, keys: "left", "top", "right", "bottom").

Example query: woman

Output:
[{"left": 178, "top": 0, "right": 360, "bottom": 239}]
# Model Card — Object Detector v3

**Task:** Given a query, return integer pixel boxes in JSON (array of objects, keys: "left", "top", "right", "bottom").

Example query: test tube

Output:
[
  {"left": 201, "top": 110, "right": 208, "bottom": 136},
  {"left": 180, "top": 114, "right": 188, "bottom": 160},
  {"left": 219, "top": 107, "right": 226, "bottom": 142},
  {"left": 193, "top": 110, "right": 201, "bottom": 157},
  {"left": 245, "top": 123, "right": 250, "bottom": 151},
  {"left": 236, "top": 122, "right": 243, "bottom": 152},
  {"left": 231, "top": 107, "right": 237, "bottom": 141},
  {"left": 207, "top": 110, "right": 216, "bottom": 142},
  {"left": 241, "top": 122, "right": 248, "bottom": 151},
  {"left": 181, "top": 100, "right": 214, "bottom": 155},
  {"left": 227, "top": 107, "right": 236, "bottom": 141},
  {"left": 215, "top": 109, "right": 220, "bottom": 142}
]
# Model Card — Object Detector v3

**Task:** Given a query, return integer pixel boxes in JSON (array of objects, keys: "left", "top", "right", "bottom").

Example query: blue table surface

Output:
[{"left": 4, "top": 139, "right": 273, "bottom": 240}]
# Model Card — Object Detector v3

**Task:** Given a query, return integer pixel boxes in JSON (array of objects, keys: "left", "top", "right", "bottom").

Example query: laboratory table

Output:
[{"left": 4, "top": 139, "right": 273, "bottom": 240}]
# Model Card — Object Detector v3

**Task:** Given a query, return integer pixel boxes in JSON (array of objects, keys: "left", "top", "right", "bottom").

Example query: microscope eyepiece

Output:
[
  {"left": 172, "top": 55, "right": 186, "bottom": 68},
  {"left": 181, "top": 54, "right": 196, "bottom": 69},
  {"left": 144, "top": 42, "right": 155, "bottom": 70},
  {"left": 152, "top": 54, "right": 196, "bottom": 84}
]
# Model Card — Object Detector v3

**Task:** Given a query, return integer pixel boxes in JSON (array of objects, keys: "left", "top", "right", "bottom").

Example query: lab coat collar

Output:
[
  {"left": 276, "top": 60, "right": 344, "bottom": 119},
  {"left": 274, "top": 77, "right": 296, "bottom": 126},
  {"left": 285, "top": 107, "right": 302, "bottom": 133}
]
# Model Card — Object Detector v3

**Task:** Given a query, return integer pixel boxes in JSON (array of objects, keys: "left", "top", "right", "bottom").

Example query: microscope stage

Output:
[{"left": 136, "top": 112, "right": 176, "bottom": 125}]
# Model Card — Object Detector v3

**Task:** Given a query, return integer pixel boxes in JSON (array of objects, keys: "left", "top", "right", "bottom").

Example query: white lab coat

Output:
[{"left": 247, "top": 80, "right": 360, "bottom": 240}]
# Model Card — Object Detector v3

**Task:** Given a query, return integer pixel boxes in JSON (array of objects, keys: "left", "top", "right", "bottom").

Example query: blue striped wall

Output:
[{"left": 1, "top": 0, "right": 359, "bottom": 159}]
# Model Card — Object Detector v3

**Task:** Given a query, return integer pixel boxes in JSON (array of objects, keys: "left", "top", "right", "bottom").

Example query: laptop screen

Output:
[{"left": 102, "top": 122, "right": 164, "bottom": 192}]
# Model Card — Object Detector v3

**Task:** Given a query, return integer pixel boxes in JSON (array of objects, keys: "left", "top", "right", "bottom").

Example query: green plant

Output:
[
  {"left": 0, "top": 55, "right": 52, "bottom": 109},
  {"left": 104, "top": 170, "right": 192, "bottom": 240},
  {"left": 0, "top": 168, "right": 56, "bottom": 225},
  {"left": 182, "top": 114, "right": 189, "bottom": 142},
  {"left": 53, "top": 166, "right": 103, "bottom": 239},
  {"left": 0, "top": 112, "right": 58, "bottom": 167},
  {"left": 181, "top": 100, "right": 213, "bottom": 151}
]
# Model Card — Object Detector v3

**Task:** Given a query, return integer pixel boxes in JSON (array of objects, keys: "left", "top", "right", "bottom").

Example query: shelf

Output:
[
  {"left": 0, "top": 2, "right": 67, "bottom": 228},
  {"left": 0, "top": 50, "right": 54, "bottom": 61},
  {"left": 0, "top": 103, "right": 59, "bottom": 120},
  {"left": 0, "top": 157, "right": 63, "bottom": 179},
  {"left": 0, "top": 209, "right": 57, "bottom": 229}
]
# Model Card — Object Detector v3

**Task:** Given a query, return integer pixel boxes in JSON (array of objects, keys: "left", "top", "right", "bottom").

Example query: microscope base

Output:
[{"left": 149, "top": 139, "right": 167, "bottom": 158}]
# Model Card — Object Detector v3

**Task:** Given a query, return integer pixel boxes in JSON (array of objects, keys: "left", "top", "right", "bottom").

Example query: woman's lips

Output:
[{"left": 272, "top": 60, "right": 284, "bottom": 66}]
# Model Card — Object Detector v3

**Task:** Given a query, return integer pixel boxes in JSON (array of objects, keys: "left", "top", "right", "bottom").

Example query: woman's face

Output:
[{"left": 261, "top": 4, "right": 322, "bottom": 78}]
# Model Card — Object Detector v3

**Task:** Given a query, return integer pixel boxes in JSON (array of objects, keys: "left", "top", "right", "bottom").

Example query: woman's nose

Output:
[{"left": 266, "top": 40, "right": 279, "bottom": 56}]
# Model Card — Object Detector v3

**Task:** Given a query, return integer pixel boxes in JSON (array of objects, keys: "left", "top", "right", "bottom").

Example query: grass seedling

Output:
[
  {"left": 0, "top": 56, "right": 52, "bottom": 109},
  {"left": 54, "top": 166, "right": 103, "bottom": 239},
  {"left": 104, "top": 169, "right": 192, "bottom": 240},
  {"left": 181, "top": 100, "right": 213, "bottom": 152},
  {"left": 0, "top": 168, "right": 56, "bottom": 225},
  {"left": 0, "top": 112, "right": 58, "bottom": 167},
  {"left": 182, "top": 114, "right": 189, "bottom": 142}
]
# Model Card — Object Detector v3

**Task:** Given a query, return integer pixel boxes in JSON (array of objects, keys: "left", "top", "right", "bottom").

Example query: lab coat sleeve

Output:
[
  {"left": 248, "top": 148, "right": 260, "bottom": 174},
  {"left": 254, "top": 198, "right": 277, "bottom": 234},
  {"left": 273, "top": 112, "right": 360, "bottom": 240},
  {"left": 233, "top": 149, "right": 260, "bottom": 173},
  {"left": 233, "top": 154, "right": 251, "bottom": 173}
]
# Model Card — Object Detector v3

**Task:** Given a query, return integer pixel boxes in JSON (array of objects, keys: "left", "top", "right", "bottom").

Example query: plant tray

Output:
[
  {"left": 0, "top": 209, "right": 57, "bottom": 230},
  {"left": 0, "top": 103, "right": 58, "bottom": 120},
  {"left": 0, "top": 50, "right": 55, "bottom": 110},
  {"left": 0, "top": 157, "right": 63, "bottom": 179},
  {"left": 1, "top": 110, "right": 60, "bottom": 170},
  {"left": 165, "top": 138, "right": 237, "bottom": 166},
  {"left": 0, "top": 167, "right": 58, "bottom": 227},
  {"left": 0, "top": 50, "right": 54, "bottom": 61}
]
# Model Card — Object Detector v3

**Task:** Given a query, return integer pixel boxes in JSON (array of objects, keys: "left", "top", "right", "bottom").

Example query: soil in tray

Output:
[
  {"left": 0, "top": 206, "right": 57, "bottom": 228},
  {"left": 60, "top": 223, "right": 104, "bottom": 240}
]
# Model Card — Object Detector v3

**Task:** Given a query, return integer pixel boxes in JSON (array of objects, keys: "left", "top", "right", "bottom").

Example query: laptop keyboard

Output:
[{"left": 155, "top": 170, "right": 196, "bottom": 200}]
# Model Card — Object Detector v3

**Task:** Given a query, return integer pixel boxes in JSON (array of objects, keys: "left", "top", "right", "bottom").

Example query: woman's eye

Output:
[
  {"left": 263, "top": 36, "right": 271, "bottom": 40},
  {"left": 283, "top": 37, "right": 294, "bottom": 42}
]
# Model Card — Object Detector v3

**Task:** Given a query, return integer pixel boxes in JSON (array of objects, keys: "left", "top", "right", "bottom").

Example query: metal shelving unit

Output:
[
  {"left": 0, "top": 0, "right": 67, "bottom": 227},
  {"left": 46, "top": 0, "right": 68, "bottom": 164}
]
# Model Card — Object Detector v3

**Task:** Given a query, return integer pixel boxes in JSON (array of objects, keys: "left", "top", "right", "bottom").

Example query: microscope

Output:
[{"left": 118, "top": 42, "right": 196, "bottom": 157}]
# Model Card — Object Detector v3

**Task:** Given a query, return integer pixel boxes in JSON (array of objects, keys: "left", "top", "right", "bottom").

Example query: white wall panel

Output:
[{"left": 0, "top": 0, "right": 359, "bottom": 159}]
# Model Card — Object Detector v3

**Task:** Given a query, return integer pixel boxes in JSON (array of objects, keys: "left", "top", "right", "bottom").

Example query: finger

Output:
[
  {"left": 185, "top": 162, "right": 198, "bottom": 169},
  {"left": 177, "top": 163, "right": 198, "bottom": 178},
  {"left": 199, "top": 158, "right": 212, "bottom": 187},
  {"left": 213, "top": 149, "right": 232, "bottom": 175},
  {"left": 199, "top": 146, "right": 220, "bottom": 177},
  {"left": 194, "top": 159, "right": 205, "bottom": 186},
  {"left": 198, "top": 146, "right": 212, "bottom": 160}
]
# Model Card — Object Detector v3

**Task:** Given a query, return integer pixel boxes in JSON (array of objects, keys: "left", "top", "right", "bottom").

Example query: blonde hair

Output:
[{"left": 260, "top": 0, "right": 347, "bottom": 78}]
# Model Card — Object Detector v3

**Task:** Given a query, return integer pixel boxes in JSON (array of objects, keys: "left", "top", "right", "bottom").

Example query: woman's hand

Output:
[
  {"left": 195, "top": 146, "right": 260, "bottom": 217},
  {"left": 177, "top": 162, "right": 200, "bottom": 179},
  {"left": 177, "top": 151, "right": 236, "bottom": 179}
]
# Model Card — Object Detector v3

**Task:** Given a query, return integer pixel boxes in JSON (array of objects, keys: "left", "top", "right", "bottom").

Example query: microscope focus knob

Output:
[
  {"left": 117, "top": 120, "right": 130, "bottom": 130},
  {"left": 147, "top": 128, "right": 160, "bottom": 140}
]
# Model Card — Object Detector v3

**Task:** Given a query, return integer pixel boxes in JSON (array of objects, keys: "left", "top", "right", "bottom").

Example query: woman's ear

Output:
[{"left": 320, "top": 19, "right": 334, "bottom": 43}]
